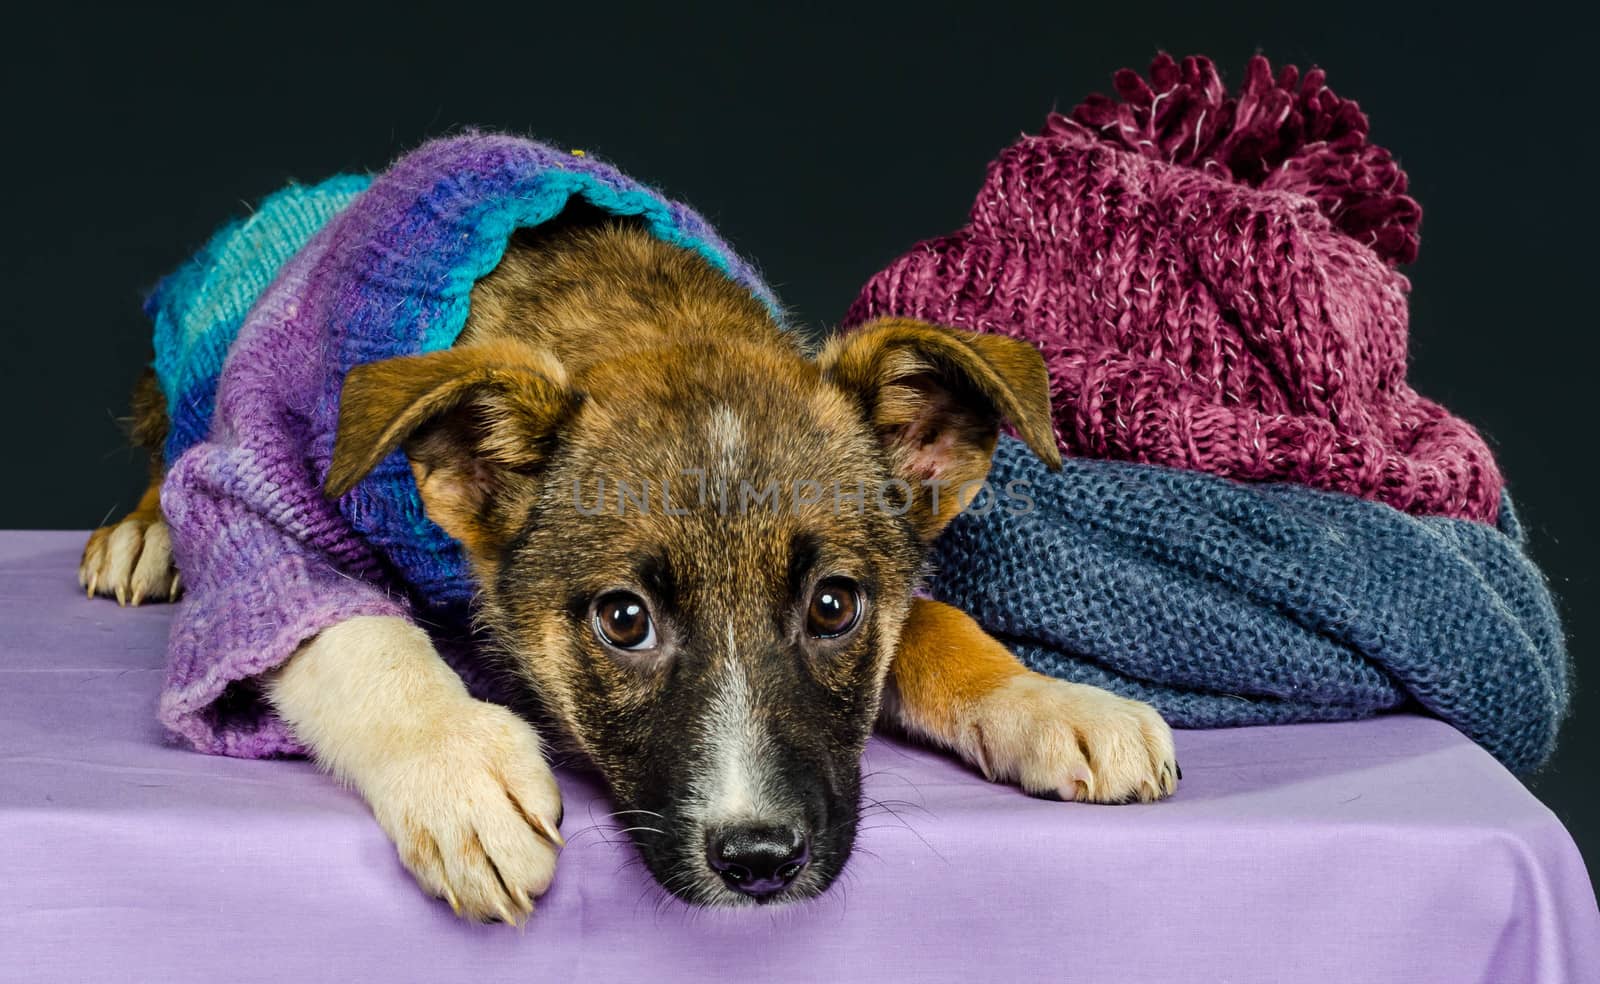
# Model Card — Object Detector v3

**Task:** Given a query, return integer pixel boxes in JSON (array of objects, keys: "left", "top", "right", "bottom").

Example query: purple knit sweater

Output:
[{"left": 156, "top": 135, "right": 777, "bottom": 758}]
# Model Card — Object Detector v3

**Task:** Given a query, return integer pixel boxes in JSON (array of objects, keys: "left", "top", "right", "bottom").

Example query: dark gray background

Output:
[{"left": 3, "top": 4, "right": 1592, "bottom": 879}]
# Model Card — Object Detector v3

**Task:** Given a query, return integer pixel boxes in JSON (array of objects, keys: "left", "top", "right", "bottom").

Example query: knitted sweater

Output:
[{"left": 154, "top": 134, "right": 780, "bottom": 758}]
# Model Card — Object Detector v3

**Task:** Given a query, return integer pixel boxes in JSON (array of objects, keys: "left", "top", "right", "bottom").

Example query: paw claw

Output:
[
  {"left": 542, "top": 822, "right": 566, "bottom": 850},
  {"left": 1065, "top": 763, "right": 1094, "bottom": 801}
]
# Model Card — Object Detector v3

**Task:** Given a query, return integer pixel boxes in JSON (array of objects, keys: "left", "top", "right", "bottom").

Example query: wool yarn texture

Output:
[
  {"left": 847, "top": 53, "right": 1498, "bottom": 523},
  {"left": 848, "top": 54, "right": 1567, "bottom": 771}
]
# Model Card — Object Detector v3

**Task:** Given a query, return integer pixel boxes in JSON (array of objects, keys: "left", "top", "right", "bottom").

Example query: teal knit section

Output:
[
  {"left": 147, "top": 168, "right": 786, "bottom": 468},
  {"left": 148, "top": 175, "right": 370, "bottom": 462}
]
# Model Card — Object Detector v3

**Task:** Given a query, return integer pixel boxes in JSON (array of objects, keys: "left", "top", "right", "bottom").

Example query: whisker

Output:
[
  {"left": 864, "top": 795, "right": 932, "bottom": 816},
  {"left": 860, "top": 768, "right": 927, "bottom": 793},
  {"left": 560, "top": 822, "right": 625, "bottom": 847},
  {"left": 860, "top": 800, "right": 947, "bottom": 864}
]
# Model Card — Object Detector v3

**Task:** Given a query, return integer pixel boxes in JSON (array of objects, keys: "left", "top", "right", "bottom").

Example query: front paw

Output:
[
  {"left": 80, "top": 514, "right": 180, "bottom": 605},
  {"left": 963, "top": 675, "right": 1178, "bottom": 804},
  {"left": 363, "top": 700, "right": 565, "bottom": 923}
]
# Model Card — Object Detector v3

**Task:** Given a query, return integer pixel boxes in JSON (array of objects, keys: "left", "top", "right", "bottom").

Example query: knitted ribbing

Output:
[
  {"left": 928, "top": 437, "right": 1567, "bottom": 773},
  {"left": 156, "top": 134, "right": 779, "bottom": 756},
  {"left": 846, "top": 54, "right": 1502, "bottom": 523}
]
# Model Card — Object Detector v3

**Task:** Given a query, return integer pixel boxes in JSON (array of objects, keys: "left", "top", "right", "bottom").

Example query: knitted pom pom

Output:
[{"left": 1058, "top": 53, "right": 1421, "bottom": 265}]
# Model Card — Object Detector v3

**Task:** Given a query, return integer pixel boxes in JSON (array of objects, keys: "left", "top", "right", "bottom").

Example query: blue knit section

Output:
[
  {"left": 931, "top": 436, "right": 1570, "bottom": 772},
  {"left": 148, "top": 176, "right": 371, "bottom": 464}
]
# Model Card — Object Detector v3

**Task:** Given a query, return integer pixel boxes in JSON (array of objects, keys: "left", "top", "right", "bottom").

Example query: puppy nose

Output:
[{"left": 707, "top": 824, "right": 810, "bottom": 899}]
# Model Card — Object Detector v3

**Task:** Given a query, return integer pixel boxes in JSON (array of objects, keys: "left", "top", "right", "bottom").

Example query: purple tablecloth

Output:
[{"left": 2, "top": 530, "right": 1595, "bottom": 983}]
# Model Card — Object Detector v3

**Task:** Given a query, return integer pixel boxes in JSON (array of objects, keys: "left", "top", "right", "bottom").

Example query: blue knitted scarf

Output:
[{"left": 933, "top": 437, "right": 1568, "bottom": 773}]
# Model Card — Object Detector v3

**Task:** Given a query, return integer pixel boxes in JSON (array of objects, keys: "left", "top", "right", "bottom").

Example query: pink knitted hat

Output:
[{"left": 845, "top": 54, "right": 1503, "bottom": 523}]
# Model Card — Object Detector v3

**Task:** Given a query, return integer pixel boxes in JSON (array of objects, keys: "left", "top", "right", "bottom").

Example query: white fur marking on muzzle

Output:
[{"left": 692, "top": 625, "right": 777, "bottom": 825}]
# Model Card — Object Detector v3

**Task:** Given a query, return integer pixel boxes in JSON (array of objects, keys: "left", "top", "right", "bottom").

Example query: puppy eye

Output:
[
  {"left": 806, "top": 577, "right": 861, "bottom": 639},
  {"left": 593, "top": 592, "right": 658, "bottom": 651}
]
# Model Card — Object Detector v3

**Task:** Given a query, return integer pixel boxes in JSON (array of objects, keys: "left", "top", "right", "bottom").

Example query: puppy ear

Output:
[
  {"left": 326, "top": 339, "right": 580, "bottom": 561},
  {"left": 819, "top": 318, "right": 1060, "bottom": 539}
]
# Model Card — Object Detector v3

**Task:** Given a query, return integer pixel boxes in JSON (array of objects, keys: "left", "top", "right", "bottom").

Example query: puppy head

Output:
[{"left": 328, "top": 317, "right": 1057, "bottom": 906}]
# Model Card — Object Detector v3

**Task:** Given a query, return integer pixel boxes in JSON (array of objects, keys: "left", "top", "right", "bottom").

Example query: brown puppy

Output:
[{"left": 83, "top": 213, "right": 1176, "bottom": 920}]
